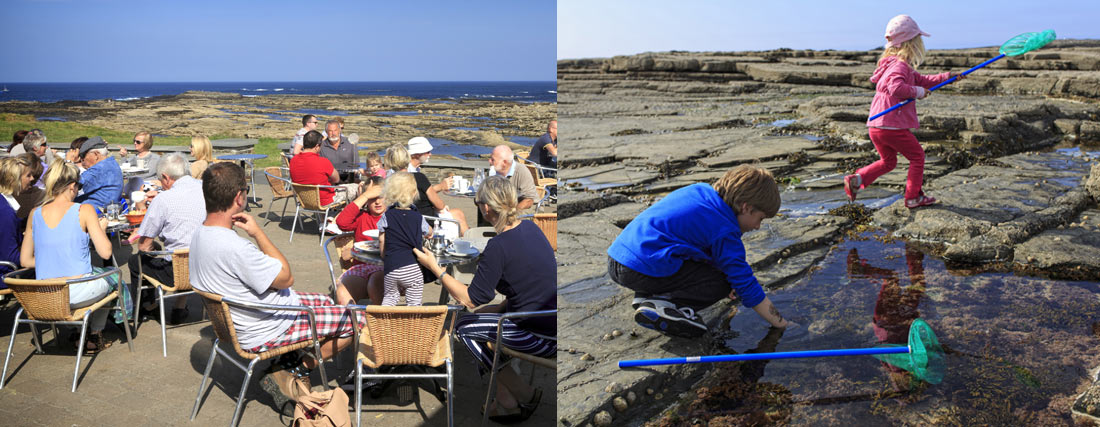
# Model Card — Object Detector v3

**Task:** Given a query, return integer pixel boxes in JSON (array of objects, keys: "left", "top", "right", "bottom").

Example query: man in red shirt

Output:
[{"left": 290, "top": 130, "right": 341, "bottom": 205}]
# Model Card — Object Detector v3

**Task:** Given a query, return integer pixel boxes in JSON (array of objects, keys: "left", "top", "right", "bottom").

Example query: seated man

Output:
[
  {"left": 318, "top": 120, "right": 361, "bottom": 198},
  {"left": 527, "top": 120, "right": 557, "bottom": 177},
  {"left": 190, "top": 162, "right": 372, "bottom": 404},
  {"left": 74, "top": 136, "right": 122, "bottom": 211},
  {"left": 126, "top": 153, "right": 206, "bottom": 325},
  {"left": 290, "top": 130, "right": 353, "bottom": 205},
  {"left": 478, "top": 145, "right": 538, "bottom": 226}
]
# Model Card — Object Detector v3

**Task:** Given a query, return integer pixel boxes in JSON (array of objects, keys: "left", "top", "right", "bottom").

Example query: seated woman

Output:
[
  {"left": 189, "top": 135, "right": 214, "bottom": 179},
  {"left": 414, "top": 175, "right": 556, "bottom": 423},
  {"left": 386, "top": 141, "right": 469, "bottom": 237},
  {"left": 67, "top": 137, "right": 89, "bottom": 167},
  {"left": 19, "top": 160, "right": 117, "bottom": 353},
  {"left": 13, "top": 153, "right": 45, "bottom": 221},
  {"left": 0, "top": 157, "right": 34, "bottom": 276},
  {"left": 333, "top": 176, "right": 386, "bottom": 304},
  {"left": 118, "top": 131, "right": 161, "bottom": 180}
]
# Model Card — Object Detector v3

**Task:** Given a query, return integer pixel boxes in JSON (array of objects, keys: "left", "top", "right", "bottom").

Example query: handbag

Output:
[{"left": 291, "top": 380, "right": 351, "bottom": 427}]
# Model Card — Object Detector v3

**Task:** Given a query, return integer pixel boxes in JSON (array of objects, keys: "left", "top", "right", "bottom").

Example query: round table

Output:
[
  {"left": 350, "top": 246, "right": 480, "bottom": 305},
  {"left": 217, "top": 154, "right": 268, "bottom": 205},
  {"left": 442, "top": 189, "right": 476, "bottom": 198},
  {"left": 121, "top": 167, "right": 149, "bottom": 179}
]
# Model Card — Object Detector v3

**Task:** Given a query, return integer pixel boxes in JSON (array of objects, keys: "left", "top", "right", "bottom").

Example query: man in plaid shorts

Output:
[{"left": 190, "top": 162, "right": 374, "bottom": 406}]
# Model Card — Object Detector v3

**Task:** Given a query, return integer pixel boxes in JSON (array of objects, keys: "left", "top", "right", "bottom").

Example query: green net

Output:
[
  {"left": 872, "top": 319, "right": 945, "bottom": 384},
  {"left": 1000, "top": 29, "right": 1056, "bottom": 57}
]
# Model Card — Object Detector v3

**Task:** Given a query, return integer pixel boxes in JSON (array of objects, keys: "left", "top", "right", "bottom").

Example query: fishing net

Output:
[
  {"left": 872, "top": 319, "right": 945, "bottom": 384},
  {"left": 1000, "top": 29, "right": 1056, "bottom": 57}
]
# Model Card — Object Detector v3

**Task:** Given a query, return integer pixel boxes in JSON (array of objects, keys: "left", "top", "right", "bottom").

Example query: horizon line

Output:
[{"left": 0, "top": 80, "right": 556, "bottom": 84}]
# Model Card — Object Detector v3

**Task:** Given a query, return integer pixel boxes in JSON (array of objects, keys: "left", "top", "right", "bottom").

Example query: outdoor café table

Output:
[
  {"left": 216, "top": 153, "right": 268, "bottom": 205},
  {"left": 120, "top": 167, "right": 148, "bottom": 179},
  {"left": 442, "top": 189, "right": 476, "bottom": 198},
  {"left": 350, "top": 246, "right": 480, "bottom": 305}
]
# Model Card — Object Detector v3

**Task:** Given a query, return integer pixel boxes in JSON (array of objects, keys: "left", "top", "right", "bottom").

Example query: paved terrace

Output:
[{"left": 0, "top": 173, "right": 556, "bottom": 426}]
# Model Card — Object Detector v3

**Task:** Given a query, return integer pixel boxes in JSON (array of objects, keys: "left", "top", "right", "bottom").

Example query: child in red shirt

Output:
[{"left": 334, "top": 176, "right": 386, "bottom": 304}]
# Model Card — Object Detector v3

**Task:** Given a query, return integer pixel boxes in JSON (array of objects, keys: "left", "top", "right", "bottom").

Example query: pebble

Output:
[
  {"left": 992, "top": 185, "right": 998, "bottom": 190},
  {"left": 568, "top": 348, "right": 576, "bottom": 354},
  {"left": 611, "top": 329, "right": 623, "bottom": 337},
  {"left": 1054, "top": 237, "right": 1062, "bottom": 241},
  {"left": 612, "top": 396, "right": 629, "bottom": 412},
  {"left": 605, "top": 382, "right": 623, "bottom": 394},
  {"left": 1027, "top": 256, "right": 1036, "bottom": 263},
  {"left": 646, "top": 388, "right": 655, "bottom": 395},
  {"left": 1084, "top": 215, "right": 1091, "bottom": 221},
  {"left": 654, "top": 393, "right": 664, "bottom": 400},
  {"left": 602, "top": 334, "right": 613, "bottom": 341},
  {"left": 629, "top": 329, "right": 638, "bottom": 338},
  {"left": 626, "top": 391, "right": 637, "bottom": 404},
  {"left": 580, "top": 353, "right": 594, "bottom": 361},
  {"left": 593, "top": 411, "right": 613, "bottom": 427}
]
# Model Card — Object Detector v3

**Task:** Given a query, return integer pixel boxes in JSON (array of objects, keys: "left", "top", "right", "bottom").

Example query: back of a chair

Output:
[
  {"left": 4, "top": 270, "right": 73, "bottom": 321},
  {"left": 171, "top": 249, "right": 192, "bottom": 292},
  {"left": 264, "top": 167, "right": 294, "bottom": 198},
  {"left": 531, "top": 213, "right": 557, "bottom": 251},
  {"left": 363, "top": 305, "right": 448, "bottom": 366},
  {"left": 193, "top": 289, "right": 254, "bottom": 360},
  {"left": 333, "top": 234, "right": 355, "bottom": 272},
  {"left": 514, "top": 151, "right": 531, "bottom": 161},
  {"left": 292, "top": 183, "right": 323, "bottom": 211},
  {"left": 524, "top": 163, "right": 540, "bottom": 182}
]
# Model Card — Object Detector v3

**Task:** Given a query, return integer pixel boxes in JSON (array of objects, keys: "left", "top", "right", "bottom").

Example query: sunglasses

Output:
[{"left": 133, "top": 140, "right": 143, "bottom": 144}]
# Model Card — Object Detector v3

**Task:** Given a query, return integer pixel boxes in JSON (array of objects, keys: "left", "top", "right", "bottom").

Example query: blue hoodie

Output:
[{"left": 607, "top": 183, "right": 765, "bottom": 308}]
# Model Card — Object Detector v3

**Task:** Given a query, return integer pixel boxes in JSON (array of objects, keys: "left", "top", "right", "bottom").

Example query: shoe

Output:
[
  {"left": 517, "top": 387, "right": 543, "bottom": 418},
  {"left": 843, "top": 174, "right": 861, "bottom": 202},
  {"left": 83, "top": 332, "right": 112, "bottom": 355},
  {"left": 324, "top": 221, "right": 342, "bottom": 235},
  {"left": 340, "top": 368, "right": 383, "bottom": 394},
  {"left": 261, "top": 368, "right": 307, "bottom": 416},
  {"left": 169, "top": 307, "right": 189, "bottom": 325},
  {"left": 904, "top": 195, "right": 937, "bottom": 209},
  {"left": 486, "top": 402, "right": 531, "bottom": 424},
  {"left": 633, "top": 299, "right": 707, "bottom": 338}
]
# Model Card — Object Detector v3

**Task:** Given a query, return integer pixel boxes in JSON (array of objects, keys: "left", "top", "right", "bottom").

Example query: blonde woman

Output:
[
  {"left": 414, "top": 175, "right": 555, "bottom": 422},
  {"left": 0, "top": 158, "right": 33, "bottom": 275},
  {"left": 20, "top": 160, "right": 118, "bottom": 353},
  {"left": 118, "top": 131, "right": 160, "bottom": 180},
  {"left": 386, "top": 142, "right": 468, "bottom": 236},
  {"left": 377, "top": 171, "right": 432, "bottom": 307},
  {"left": 189, "top": 135, "right": 215, "bottom": 179}
]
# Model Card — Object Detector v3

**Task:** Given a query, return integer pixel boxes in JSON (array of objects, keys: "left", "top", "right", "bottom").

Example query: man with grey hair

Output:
[
  {"left": 489, "top": 145, "right": 538, "bottom": 210},
  {"left": 318, "top": 120, "right": 360, "bottom": 201},
  {"left": 126, "top": 152, "right": 207, "bottom": 325},
  {"left": 75, "top": 136, "right": 122, "bottom": 210},
  {"left": 9, "top": 130, "right": 55, "bottom": 174}
]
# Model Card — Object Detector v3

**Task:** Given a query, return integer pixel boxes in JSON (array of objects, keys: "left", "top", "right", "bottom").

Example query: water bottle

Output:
[{"left": 472, "top": 168, "right": 485, "bottom": 192}]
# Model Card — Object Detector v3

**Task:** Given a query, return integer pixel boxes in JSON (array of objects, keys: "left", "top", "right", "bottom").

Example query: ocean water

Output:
[{"left": 0, "top": 81, "right": 556, "bottom": 104}]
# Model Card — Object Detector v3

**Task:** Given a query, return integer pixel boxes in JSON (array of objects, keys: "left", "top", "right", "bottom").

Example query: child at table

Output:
[
  {"left": 334, "top": 176, "right": 386, "bottom": 304},
  {"left": 606, "top": 165, "right": 789, "bottom": 338},
  {"left": 378, "top": 172, "right": 432, "bottom": 306},
  {"left": 366, "top": 152, "right": 386, "bottom": 179}
]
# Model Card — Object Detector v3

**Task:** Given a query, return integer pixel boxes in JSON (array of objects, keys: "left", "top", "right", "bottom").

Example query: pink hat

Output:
[{"left": 884, "top": 15, "right": 930, "bottom": 48}]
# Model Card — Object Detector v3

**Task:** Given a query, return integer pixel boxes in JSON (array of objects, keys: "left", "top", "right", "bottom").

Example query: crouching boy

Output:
[{"left": 606, "top": 165, "right": 789, "bottom": 337}]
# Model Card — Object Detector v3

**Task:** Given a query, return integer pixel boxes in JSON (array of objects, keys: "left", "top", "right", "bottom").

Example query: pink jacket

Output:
[{"left": 866, "top": 56, "right": 951, "bottom": 129}]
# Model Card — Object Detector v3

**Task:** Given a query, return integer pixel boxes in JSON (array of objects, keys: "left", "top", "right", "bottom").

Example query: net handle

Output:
[{"left": 618, "top": 346, "right": 909, "bottom": 368}]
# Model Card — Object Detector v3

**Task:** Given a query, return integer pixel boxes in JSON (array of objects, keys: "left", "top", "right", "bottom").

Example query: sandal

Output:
[
  {"left": 843, "top": 174, "right": 861, "bottom": 202},
  {"left": 486, "top": 401, "right": 528, "bottom": 424},
  {"left": 84, "top": 332, "right": 112, "bottom": 354},
  {"left": 905, "top": 194, "right": 937, "bottom": 209}
]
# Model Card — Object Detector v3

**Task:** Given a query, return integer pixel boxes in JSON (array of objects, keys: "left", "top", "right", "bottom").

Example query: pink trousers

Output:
[{"left": 857, "top": 128, "right": 925, "bottom": 200}]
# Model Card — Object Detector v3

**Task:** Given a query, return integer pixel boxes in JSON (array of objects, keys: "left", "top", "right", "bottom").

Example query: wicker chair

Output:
[
  {"left": 289, "top": 183, "right": 348, "bottom": 245},
  {"left": 190, "top": 289, "right": 330, "bottom": 427},
  {"left": 262, "top": 167, "right": 295, "bottom": 226},
  {"left": 1, "top": 267, "right": 134, "bottom": 392},
  {"left": 135, "top": 249, "right": 198, "bottom": 357},
  {"left": 520, "top": 213, "right": 557, "bottom": 251},
  {"left": 480, "top": 310, "right": 557, "bottom": 427},
  {"left": 347, "top": 304, "right": 460, "bottom": 427},
  {"left": 323, "top": 232, "right": 357, "bottom": 301}
]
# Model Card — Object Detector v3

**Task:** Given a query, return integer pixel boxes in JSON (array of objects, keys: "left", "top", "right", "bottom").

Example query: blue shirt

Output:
[
  {"left": 0, "top": 199, "right": 20, "bottom": 279},
  {"left": 76, "top": 156, "right": 123, "bottom": 209},
  {"left": 607, "top": 183, "right": 765, "bottom": 308}
]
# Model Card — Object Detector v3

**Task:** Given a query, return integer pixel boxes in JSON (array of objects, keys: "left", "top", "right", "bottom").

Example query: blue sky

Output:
[
  {"left": 559, "top": 0, "right": 1097, "bottom": 59},
  {"left": 1, "top": 0, "right": 556, "bottom": 82}
]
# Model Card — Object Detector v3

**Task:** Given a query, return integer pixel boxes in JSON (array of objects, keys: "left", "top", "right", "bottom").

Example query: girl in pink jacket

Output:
[{"left": 845, "top": 15, "right": 963, "bottom": 209}]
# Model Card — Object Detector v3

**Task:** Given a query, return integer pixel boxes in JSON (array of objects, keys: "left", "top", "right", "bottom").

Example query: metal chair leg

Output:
[
  {"left": 263, "top": 196, "right": 276, "bottom": 226},
  {"left": 0, "top": 308, "right": 23, "bottom": 389},
  {"left": 159, "top": 287, "right": 168, "bottom": 357},
  {"left": 446, "top": 358, "right": 454, "bottom": 427},
  {"left": 29, "top": 323, "right": 42, "bottom": 354},
  {"left": 320, "top": 210, "right": 330, "bottom": 246},
  {"left": 482, "top": 346, "right": 503, "bottom": 427},
  {"left": 72, "top": 313, "right": 90, "bottom": 392},
  {"left": 230, "top": 358, "right": 261, "bottom": 427},
  {"left": 119, "top": 293, "right": 134, "bottom": 353},
  {"left": 191, "top": 338, "right": 219, "bottom": 420},
  {"left": 290, "top": 205, "right": 301, "bottom": 242},
  {"left": 355, "top": 362, "right": 363, "bottom": 427}
]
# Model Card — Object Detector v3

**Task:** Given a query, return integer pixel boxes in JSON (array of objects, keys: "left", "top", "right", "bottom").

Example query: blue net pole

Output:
[{"left": 619, "top": 346, "right": 910, "bottom": 368}]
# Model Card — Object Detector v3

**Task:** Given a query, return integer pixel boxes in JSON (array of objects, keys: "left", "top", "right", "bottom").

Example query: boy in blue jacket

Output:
[{"left": 607, "top": 165, "right": 789, "bottom": 337}]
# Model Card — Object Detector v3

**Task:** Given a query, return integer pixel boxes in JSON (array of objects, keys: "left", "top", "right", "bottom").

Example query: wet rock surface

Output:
[{"left": 558, "top": 41, "right": 1100, "bottom": 425}]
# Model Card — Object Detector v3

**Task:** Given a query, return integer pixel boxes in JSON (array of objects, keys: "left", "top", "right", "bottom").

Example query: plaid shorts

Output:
[{"left": 249, "top": 292, "right": 365, "bottom": 353}]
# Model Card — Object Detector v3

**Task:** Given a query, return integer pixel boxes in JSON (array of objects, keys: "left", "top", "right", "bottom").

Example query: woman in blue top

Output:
[
  {"left": 0, "top": 157, "right": 34, "bottom": 276},
  {"left": 607, "top": 165, "right": 790, "bottom": 338},
  {"left": 414, "top": 175, "right": 556, "bottom": 423},
  {"left": 19, "top": 160, "right": 116, "bottom": 353}
]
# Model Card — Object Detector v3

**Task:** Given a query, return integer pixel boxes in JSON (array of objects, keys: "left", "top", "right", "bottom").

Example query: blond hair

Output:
[
  {"left": 41, "top": 159, "right": 81, "bottom": 205},
  {"left": 191, "top": 135, "right": 214, "bottom": 162},
  {"left": 383, "top": 171, "right": 418, "bottom": 208},
  {"left": 475, "top": 175, "right": 519, "bottom": 232},
  {"left": 712, "top": 164, "right": 781, "bottom": 217},
  {"left": 384, "top": 143, "right": 410, "bottom": 171},
  {"left": 366, "top": 151, "right": 382, "bottom": 166},
  {"left": 880, "top": 35, "right": 925, "bottom": 69},
  {"left": 134, "top": 131, "right": 154, "bottom": 151},
  {"left": 0, "top": 158, "right": 23, "bottom": 196}
]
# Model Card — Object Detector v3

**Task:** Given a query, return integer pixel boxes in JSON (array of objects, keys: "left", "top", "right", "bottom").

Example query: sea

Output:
[{"left": 0, "top": 81, "right": 556, "bottom": 104}]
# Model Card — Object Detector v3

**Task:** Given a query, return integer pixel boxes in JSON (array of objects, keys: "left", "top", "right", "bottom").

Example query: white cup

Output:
[
  {"left": 453, "top": 240, "right": 472, "bottom": 253},
  {"left": 131, "top": 191, "right": 145, "bottom": 204}
]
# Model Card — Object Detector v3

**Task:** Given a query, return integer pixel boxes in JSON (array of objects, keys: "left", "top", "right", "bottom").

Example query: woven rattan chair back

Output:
[
  {"left": 335, "top": 234, "right": 356, "bottom": 272},
  {"left": 164, "top": 249, "right": 192, "bottom": 292},
  {"left": 292, "top": 183, "right": 324, "bottom": 211},
  {"left": 363, "top": 305, "right": 447, "bottom": 366},
  {"left": 532, "top": 213, "right": 557, "bottom": 251},
  {"left": 265, "top": 167, "right": 294, "bottom": 199},
  {"left": 3, "top": 276, "right": 73, "bottom": 321},
  {"left": 524, "top": 163, "right": 540, "bottom": 182},
  {"left": 194, "top": 289, "right": 254, "bottom": 360}
]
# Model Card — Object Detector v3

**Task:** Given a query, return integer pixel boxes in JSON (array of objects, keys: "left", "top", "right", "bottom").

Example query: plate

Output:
[
  {"left": 446, "top": 246, "right": 479, "bottom": 258},
  {"left": 353, "top": 241, "right": 380, "bottom": 254},
  {"left": 362, "top": 229, "right": 379, "bottom": 238}
]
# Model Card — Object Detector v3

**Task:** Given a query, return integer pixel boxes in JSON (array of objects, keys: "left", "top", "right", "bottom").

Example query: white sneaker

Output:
[{"left": 633, "top": 299, "right": 707, "bottom": 338}]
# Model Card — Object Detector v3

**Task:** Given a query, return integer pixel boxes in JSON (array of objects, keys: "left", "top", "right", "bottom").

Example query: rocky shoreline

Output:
[
  {"left": 557, "top": 40, "right": 1100, "bottom": 426},
  {"left": 0, "top": 90, "right": 556, "bottom": 152}
]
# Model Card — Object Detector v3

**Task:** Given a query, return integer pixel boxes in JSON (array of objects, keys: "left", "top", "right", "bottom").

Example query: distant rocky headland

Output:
[{"left": 557, "top": 40, "right": 1100, "bottom": 426}]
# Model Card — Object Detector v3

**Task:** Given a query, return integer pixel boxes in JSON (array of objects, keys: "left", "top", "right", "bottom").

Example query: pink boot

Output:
[{"left": 843, "top": 174, "right": 861, "bottom": 202}]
